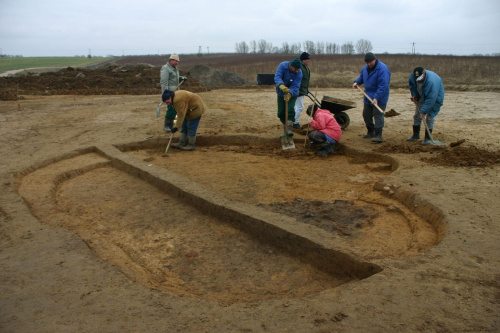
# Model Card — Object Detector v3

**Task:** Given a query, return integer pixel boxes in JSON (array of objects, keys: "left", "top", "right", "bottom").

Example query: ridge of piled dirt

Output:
[
  {"left": 0, "top": 64, "right": 214, "bottom": 100},
  {"left": 187, "top": 64, "right": 247, "bottom": 87}
]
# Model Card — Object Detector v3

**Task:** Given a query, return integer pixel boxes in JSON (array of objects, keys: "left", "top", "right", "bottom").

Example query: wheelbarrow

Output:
[{"left": 306, "top": 92, "right": 356, "bottom": 129}]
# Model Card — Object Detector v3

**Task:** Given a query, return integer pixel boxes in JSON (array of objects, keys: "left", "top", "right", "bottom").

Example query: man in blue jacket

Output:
[
  {"left": 408, "top": 67, "right": 445, "bottom": 145},
  {"left": 353, "top": 52, "right": 391, "bottom": 143},
  {"left": 274, "top": 58, "right": 303, "bottom": 136}
]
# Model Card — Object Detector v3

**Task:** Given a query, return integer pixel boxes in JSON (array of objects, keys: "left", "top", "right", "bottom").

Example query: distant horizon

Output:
[{"left": 2, "top": 51, "right": 500, "bottom": 58}]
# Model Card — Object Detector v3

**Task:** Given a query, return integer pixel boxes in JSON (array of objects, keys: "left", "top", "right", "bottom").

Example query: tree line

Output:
[{"left": 234, "top": 39, "right": 373, "bottom": 55}]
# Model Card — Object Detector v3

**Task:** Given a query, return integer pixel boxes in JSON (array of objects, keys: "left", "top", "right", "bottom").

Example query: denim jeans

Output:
[{"left": 181, "top": 117, "right": 201, "bottom": 136}]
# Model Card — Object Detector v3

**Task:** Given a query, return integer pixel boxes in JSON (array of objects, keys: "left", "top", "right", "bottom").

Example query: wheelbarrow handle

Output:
[
  {"left": 356, "top": 86, "right": 385, "bottom": 114},
  {"left": 306, "top": 92, "right": 322, "bottom": 107}
]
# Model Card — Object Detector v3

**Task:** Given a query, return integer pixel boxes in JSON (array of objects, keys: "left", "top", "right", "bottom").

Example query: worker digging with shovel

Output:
[
  {"left": 274, "top": 58, "right": 303, "bottom": 149},
  {"left": 408, "top": 67, "right": 445, "bottom": 145}
]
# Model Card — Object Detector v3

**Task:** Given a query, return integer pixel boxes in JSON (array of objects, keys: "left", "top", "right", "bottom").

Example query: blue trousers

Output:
[{"left": 181, "top": 117, "right": 201, "bottom": 137}]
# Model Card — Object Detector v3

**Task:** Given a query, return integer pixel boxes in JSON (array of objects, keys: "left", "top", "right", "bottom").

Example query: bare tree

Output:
[
  {"left": 257, "top": 39, "right": 267, "bottom": 53},
  {"left": 341, "top": 42, "right": 355, "bottom": 54},
  {"left": 303, "top": 40, "right": 315, "bottom": 54},
  {"left": 316, "top": 41, "right": 325, "bottom": 54},
  {"left": 325, "top": 42, "right": 340, "bottom": 54},
  {"left": 281, "top": 42, "right": 290, "bottom": 54},
  {"left": 257, "top": 39, "right": 273, "bottom": 53},
  {"left": 235, "top": 41, "right": 249, "bottom": 54},
  {"left": 355, "top": 39, "right": 373, "bottom": 54},
  {"left": 290, "top": 42, "right": 301, "bottom": 54},
  {"left": 250, "top": 40, "right": 257, "bottom": 53}
]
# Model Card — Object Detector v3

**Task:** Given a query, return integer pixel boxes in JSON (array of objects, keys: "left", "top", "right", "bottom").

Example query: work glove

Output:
[
  {"left": 278, "top": 84, "right": 290, "bottom": 94},
  {"left": 411, "top": 96, "right": 419, "bottom": 102},
  {"left": 284, "top": 92, "right": 291, "bottom": 102},
  {"left": 171, "top": 127, "right": 178, "bottom": 134},
  {"left": 372, "top": 98, "right": 378, "bottom": 105},
  {"left": 352, "top": 82, "right": 358, "bottom": 89},
  {"left": 181, "top": 76, "right": 188, "bottom": 81}
]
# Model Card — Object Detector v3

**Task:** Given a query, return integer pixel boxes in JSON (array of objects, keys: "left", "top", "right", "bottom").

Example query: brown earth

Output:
[
  {"left": 0, "top": 70, "right": 499, "bottom": 332},
  {"left": 0, "top": 64, "right": 249, "bottom": 100}
]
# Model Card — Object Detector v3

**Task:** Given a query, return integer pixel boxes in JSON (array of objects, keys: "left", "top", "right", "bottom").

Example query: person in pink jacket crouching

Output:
[{"left": 306, "top": 104, "right": 342, "bottom": 156}]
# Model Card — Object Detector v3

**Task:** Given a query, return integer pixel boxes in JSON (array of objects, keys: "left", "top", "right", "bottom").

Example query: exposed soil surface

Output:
[{"left": 0, "top": 73, "right": 499, "bottom": 332}]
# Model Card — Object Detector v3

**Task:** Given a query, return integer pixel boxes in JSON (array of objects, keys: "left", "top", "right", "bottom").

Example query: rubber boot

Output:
[
  {"left": 363, "top": 127, "right": 375, "bottom": 138},
  {"left": 180, "top": 136, "right": 196, "bottom": 151},
  {"left": 372, "top": 128, "right": 383, "bottom": 143},
  {"left": 407, "top": 125, "right": 420, "bottom": 141},
  {"left": 172, "top": 132, "right": 187, "bottom": 149},
  {"left": 318, "top": 142, "right": 334, "bottom": 156},
  {"left": 421, "top": 128, "right": 433, "bottom": 145},
  {"left": 287, "top": 121, "right": 294, "bottom": 136}
]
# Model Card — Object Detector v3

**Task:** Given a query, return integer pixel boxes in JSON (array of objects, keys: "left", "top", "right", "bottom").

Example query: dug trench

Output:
[{"left": 15, "top": 134, "right": 445, "bottom": 306}]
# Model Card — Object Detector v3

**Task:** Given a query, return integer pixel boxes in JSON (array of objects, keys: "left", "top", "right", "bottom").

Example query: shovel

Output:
[
  {"left": 281, "top": 98, "right": 295, "bottom": 150},
  {"left": 414, "top": 103, "right": 446, "bottom": 146},
  {"left": 356, "top": 85, "right": 385, "bottom": 114},
  {"left": 164, "top": 133, "right": 174, "bottom": 155}
]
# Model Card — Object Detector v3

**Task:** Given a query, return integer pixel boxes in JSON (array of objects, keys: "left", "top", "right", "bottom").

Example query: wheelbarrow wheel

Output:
[{"left": 334, "top": 112, "right": 350, "bottom": 130}]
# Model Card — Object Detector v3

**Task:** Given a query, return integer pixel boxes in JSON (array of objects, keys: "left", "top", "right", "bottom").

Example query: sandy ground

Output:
[{"left": 1, "top": 88, "right": 499, "bottom": 332}]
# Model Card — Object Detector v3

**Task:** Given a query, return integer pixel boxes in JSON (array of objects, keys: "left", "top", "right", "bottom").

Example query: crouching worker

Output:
[
  {"left": 161, "top": 89, "right": 206, "bottom": 151},
  {"left": 306, "top": 104, "right": 342, "bottom": 156}
]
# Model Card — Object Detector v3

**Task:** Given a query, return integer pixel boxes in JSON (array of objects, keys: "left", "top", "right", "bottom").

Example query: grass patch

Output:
[{"left": 0, "top": 57, "right": 114, "bottom": 73}]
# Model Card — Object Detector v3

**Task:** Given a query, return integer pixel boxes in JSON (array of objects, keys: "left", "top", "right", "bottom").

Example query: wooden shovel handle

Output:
[{"left": 356, "top": 85, "right": 385, "bottom": 114}]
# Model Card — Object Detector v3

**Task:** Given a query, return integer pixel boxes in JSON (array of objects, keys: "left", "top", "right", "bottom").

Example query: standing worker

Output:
[
  {"left": 293, "top": 52, "right": 311, "bottom": 129},
  {"left": 160, "top": 53, "right": 187, "bottom": 132},
  {"left": 306, "top": 104, "right": 342, "bottom": 156},
  {"left": 161, "top": 89, "right": 206, "bottom": 151},
  {"left": 407, "top": 67, "right": 445, "bottom": 145},
  {"left": 274, "top": 58, "right": 303, "bottom": 136},
  {"left": 352, "top": 52, "right": 391, "bottom": 143}
]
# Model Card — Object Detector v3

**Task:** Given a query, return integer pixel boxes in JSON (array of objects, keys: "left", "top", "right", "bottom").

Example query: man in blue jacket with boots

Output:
[
  {"left": 353, "top": 52, "right": 391, "bottom": 143},
  {"left": 274, "top": 58, "right": 303, "bottom": 136},
  {"left": 407, "top": 67, "right": 445, "bottom": 145}
]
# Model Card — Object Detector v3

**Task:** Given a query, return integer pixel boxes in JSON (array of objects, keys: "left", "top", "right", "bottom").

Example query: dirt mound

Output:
[
  {"left": 423, "top": 145, "right": 500, "bottom": 167},
  {"left": 376, "top": 143, "right": 436, "bottom": 154},
  {"left": 384, "top": 108, "right": 400, "bottom": 117},
  {"left": 187, "top": 64, "right": 247, "bottom": 87},
  {"left": 376, "top": 143, "right": 500, "bottom": 167},
  {"left": 0, "top": 65, "right": 209, "bottom": 100}
]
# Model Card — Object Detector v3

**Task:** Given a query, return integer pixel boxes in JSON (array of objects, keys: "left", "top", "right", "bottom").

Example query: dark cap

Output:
[
  {"left": 414, "top": 67, "right": 425, "bottom": 82},
  {"left": 300, "top": 52, "right": 310, "bottom": 60},
  {"left": 364, "top": 52, "right": 376, "bottom": 62},
  {"left": 306, "top": 104, "right": 319, "bottom": 117},
  {"left": 290, "top": 58, "right": 302, "bottom": 69},
  {"left": 162, "top": 89, "right": 172, "bottom": 102}
]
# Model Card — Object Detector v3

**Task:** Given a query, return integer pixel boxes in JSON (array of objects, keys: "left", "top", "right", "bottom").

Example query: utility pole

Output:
[
  {"left": 207, "top": 46, "right": 209, "bottom": 54},
  {"left": 411, "top": 42, "right": 415, "bottom": 55}
]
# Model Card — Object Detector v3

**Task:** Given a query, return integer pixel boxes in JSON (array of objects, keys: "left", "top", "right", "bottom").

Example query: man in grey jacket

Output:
[{"left": 160, "top": 53, "right": 187, "bottom": 132}]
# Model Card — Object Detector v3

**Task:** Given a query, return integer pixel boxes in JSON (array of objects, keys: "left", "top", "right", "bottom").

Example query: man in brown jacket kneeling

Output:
[{"left": 161, "top": 89, "right": 206, "bottom": 151}]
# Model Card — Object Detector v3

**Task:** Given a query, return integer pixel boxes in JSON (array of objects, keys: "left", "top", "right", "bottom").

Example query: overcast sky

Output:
[{"left": 1, "top": 0, "right": 499, "bottom": 57}]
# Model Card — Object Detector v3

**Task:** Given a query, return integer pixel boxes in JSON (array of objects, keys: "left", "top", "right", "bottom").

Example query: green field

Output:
[{"left": 0, "top": 57, "right": 114, "bottom": 73}]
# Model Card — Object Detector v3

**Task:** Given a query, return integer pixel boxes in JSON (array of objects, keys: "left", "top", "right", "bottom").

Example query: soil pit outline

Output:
[{"left": 15, "top": 135, "right": 447, "bottom": 304}]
